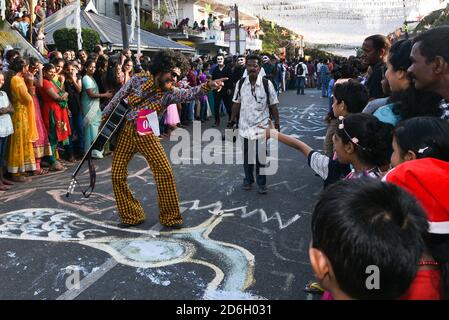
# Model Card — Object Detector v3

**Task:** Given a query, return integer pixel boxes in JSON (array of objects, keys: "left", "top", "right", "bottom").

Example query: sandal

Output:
[
  {"left": 49, "top": 161, "right": 64, "bottom": 171},
  {"left": 1, "top": 178, "right": 14, "bottom": 185},
  {"left": 33, "top": 168, "right": 49, "bottom": 176},
  {"left": 0, "top": 184, "right": 11, "bottom": 191},
  {"left": 11, "top": 175, "right": 32, "bottom": 183}
]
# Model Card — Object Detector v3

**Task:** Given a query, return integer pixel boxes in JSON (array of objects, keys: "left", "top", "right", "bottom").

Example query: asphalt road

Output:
[{"left": 0, "top": 88, "right": 329, "bottom": 300}]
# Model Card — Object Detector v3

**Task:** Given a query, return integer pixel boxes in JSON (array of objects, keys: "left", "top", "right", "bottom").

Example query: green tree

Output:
[{"left": 53, "top": 28, "right": 101, "bottom": 52}]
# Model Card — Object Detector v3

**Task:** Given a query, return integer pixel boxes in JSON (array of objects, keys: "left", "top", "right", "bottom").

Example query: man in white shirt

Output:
[
  {"left": 296, "top": 59, "right": 308, "bottom": 95},
  {"left": 316, "top": 60, "right": 323, "bottom": 90},
  {"left": 229, "top": 55, "right": 280, "bottom": 194}
]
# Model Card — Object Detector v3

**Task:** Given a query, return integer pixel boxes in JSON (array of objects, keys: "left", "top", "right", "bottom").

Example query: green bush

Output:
[
  {"left": 53, "top": 28, "right": 101, "bottom": 52},
  {"left": 140, "top": 18, "right": 159, "bottom": 31}
]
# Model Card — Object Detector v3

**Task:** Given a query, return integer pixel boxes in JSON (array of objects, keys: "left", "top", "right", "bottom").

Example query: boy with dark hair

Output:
[
  {"left": 309, "top": 179, "right": 428, "bottom": 300},
  {"left": 323, "top": 79, "right": 369, "bottom": 156},
  {"left": 332, "top": 79, "right": 369, "bottom": 116}
]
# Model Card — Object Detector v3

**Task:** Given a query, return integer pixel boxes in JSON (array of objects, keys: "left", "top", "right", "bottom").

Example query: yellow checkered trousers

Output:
[{"left": 111, "top": 121, "right": 183, "bottom": 226}]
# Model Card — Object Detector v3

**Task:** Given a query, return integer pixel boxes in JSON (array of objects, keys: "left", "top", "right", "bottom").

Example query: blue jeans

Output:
[
  {"left": 243, "top": 138, "right": 266, "bottom": 187},
  {"left": 321, "top": 78, "right": 330, "bottom": 97},
  {"left": 296, "top": 76, "right": 305, "bottom": 94},
  {"left": 187, "top": 101, "right": 195, "bottom": 122},
  {"left": 200, "top": 100, "right": 208, "bottom": 121}
]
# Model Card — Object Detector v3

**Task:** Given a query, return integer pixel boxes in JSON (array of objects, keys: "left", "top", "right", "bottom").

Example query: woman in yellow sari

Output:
[{"left": 7, "top": 58, "right": 39, "bottom": 182}]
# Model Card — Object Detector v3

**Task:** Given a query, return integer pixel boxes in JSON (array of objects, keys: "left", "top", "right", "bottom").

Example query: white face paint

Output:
[
  {"left": 217, "top": 57, "right": 224, "bottom": 66},
  {"left": 237, "top": 58, "right": 245, "bottom": 66}
]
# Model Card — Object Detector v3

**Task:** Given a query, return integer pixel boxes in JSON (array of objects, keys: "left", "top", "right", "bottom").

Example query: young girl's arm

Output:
[
  {"left": 261, "top": 120, "right": 347, "bottom": 184},
  {"left": 265, "top": 121, "right": 313, "bottom": 158}
]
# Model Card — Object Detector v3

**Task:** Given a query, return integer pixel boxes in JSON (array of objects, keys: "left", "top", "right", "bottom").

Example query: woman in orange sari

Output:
[{"left": 6, "top": 58, "right": 39, "bottom": 182}]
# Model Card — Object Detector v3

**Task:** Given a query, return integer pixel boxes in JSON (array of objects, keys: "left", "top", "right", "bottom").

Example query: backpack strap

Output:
[
  {"left": 237, "top": 77, "right": 246, "bottom": 99},
  {"left": 262, "top": 77, "right": 271, "bottom": 107}
]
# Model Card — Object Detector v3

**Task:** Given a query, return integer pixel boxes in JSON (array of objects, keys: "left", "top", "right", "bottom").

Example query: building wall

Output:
[{"left": 93, "top": 0, "right": 137, "bottom": 21}]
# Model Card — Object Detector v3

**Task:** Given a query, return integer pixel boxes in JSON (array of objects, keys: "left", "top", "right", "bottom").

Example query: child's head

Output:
[
  {"left": 333, "top": 113, "right": 393, "bottom": 168},
  {"left": 332, "top": 80, "right": 369, "bottom": 117},
  {"left": 310, "top": 179, "right": 428, "bottom": 299},
  {"left": 391, "top": 117, "right": 449, "bottom": 167},
  {"left": 0, "top": 71, "right": 4, "bottom": 89}
]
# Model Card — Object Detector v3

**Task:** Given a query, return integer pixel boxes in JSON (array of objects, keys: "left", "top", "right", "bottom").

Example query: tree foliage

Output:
[
  {"left": 414, "top": 4, "right": 449, "bottom": 34},
  {"left": 53, "top": 28, "right": 100, "bottom": 52}
]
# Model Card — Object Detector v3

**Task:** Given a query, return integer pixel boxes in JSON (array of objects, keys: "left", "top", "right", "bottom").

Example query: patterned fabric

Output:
[
  {"left": 102, "top": 72, "right": 210, "bottom": 124},
  {"left": 111, "top": 121, "right": 183, "bottom": 226},
  {"left": 344, "top": 167, "right": 383, "bottom": 180},
  {"left": 440, "top": 100, "right": 449, "bottom": 120}
]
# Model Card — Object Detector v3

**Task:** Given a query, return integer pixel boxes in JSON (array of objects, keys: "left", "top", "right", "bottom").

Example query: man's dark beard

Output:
[{"left": 159, "top": 79, "right": 174, "bottom": 91}]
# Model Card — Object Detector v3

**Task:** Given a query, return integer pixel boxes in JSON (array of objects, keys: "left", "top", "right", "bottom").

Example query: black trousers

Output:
[
  {"left": 213, "top": 91, "right": 233, "bottom": 125},
  {"left": 243, "top": 138, "right": 267, "bottom": 187}
]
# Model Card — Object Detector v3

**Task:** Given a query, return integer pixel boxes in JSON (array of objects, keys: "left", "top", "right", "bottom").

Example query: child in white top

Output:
[{"left": 0, "top": 71, "right": 15, "bottom": 190}]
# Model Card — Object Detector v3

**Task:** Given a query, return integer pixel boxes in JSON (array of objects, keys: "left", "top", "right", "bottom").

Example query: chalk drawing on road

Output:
[{"left": 0, "top": 203, "right": 259, "bottom": 299}]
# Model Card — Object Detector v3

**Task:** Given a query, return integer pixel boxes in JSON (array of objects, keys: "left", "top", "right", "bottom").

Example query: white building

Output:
[{"left": 91, "top": 0, "right": 262, "bottom": 56}]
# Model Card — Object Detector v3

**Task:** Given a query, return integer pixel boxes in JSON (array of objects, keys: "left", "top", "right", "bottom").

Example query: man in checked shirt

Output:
[{"left": 102, "top": 50, "right": 227, "bottom": 229}]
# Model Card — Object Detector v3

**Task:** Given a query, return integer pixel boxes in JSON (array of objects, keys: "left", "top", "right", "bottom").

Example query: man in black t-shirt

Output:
[
  {"left": 361, "top": 34, "right": 390, "bottom": 100},
  {"left": 211, "top": 54, "right": 233, "bottom": 126}
]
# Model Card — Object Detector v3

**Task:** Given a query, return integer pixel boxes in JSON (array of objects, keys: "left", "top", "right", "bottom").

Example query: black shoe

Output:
[
  {"left": 258, "top": 185, "right": 268, "bottom": 194},
  {"left": 117, "top": 220, "right": 145, "bottom": 229},
  {"left": 160, "top": 222, "right": 183, "bottom": 230},
  {"left": 242, "top": 182, "right": 252, "bottom": 190}
]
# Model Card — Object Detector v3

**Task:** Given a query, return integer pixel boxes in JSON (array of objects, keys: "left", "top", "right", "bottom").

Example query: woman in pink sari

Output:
[{"left": 25, "top": 58, "right": 52, "bottom": 175}]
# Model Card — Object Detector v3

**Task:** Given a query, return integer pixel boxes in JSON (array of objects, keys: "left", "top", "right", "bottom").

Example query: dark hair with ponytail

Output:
[
  {"left": 9, "top": 57, "right": 27, "bottom": 73},
  {"left": 42, "top": 63, "right": 55, "bottom": 72},
  {"left": 389, "top": 39, "right": 413, "bottom": 72},
  {"left": 336, "top": 113, "right": 394, "bottom": 167},
  {"left": 394, "top": 117, "right": 449, "bottom": 162}
]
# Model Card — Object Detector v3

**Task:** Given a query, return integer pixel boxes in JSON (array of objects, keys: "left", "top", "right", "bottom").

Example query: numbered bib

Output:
[
  {"left": 136, "top": 109, "right": 153, "bottom": 136},
  {"left": 136, "top": 109, "right": 160, "bottom": 136}
]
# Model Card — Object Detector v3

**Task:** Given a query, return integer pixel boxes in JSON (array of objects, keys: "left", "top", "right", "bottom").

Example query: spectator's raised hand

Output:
[{"left": 208, "top": 77, "right": 228, "bottom": 91}]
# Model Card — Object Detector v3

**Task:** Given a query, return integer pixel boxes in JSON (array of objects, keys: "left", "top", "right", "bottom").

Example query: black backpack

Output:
[{"left": 296, "top": 63, "right": 304, "bottom": 76}]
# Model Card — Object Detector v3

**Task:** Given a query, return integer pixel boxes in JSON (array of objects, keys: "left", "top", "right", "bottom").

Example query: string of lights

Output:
[{"left": 219, "top": 0, "right": 448, "bottom": 44}]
